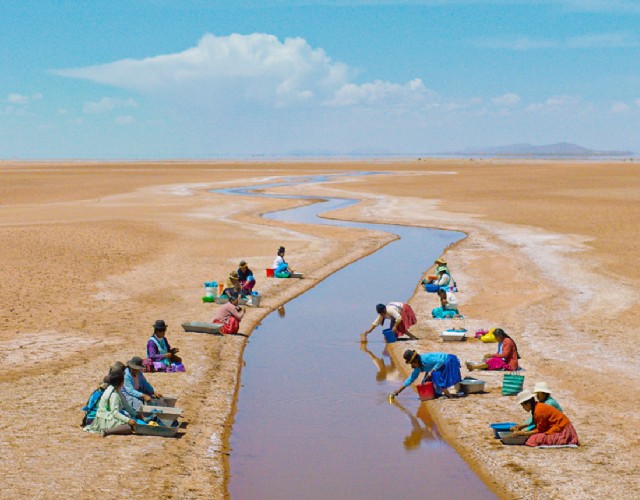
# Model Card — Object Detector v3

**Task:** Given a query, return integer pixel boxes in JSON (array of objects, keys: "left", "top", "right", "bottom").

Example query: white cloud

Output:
[
  {"left": 525, "top": 95, "right": 581, "bottom": 113},
  {"left": 56, "top": 33, "right": 430, "bottom": 111},
  {"left": 7, "top": 93, "right": 42, "bottom": 104},
  {"left": 491, "top": 93, "right": 521, "bottom": 106},
  {"left": 83, "top": 97, "right": 138, "bottom": 114},
  {"left": 474, "top": 32, "right": 639, "bottom": 50},
  {"left": 115, "top": 115, "right": 135, "bottom": 124},
  {"left": 611, "top": 102, "right": 631, "bottom": 114}
]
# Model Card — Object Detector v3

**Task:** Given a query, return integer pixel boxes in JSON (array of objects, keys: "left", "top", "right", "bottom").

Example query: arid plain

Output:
[{"left": 1, "top": 159, "right": 639, "bottom": 499}]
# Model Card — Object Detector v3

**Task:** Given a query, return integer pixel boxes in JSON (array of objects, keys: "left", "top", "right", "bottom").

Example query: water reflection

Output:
[
  {"left": 359, "top": 343, "right": 398, "bottom": 383},
  {"left": 391, "top": 400, "right": 440, "bottom": 450},
  {"left": 277, "top": 305, "right": 286, "bottom": 318}
]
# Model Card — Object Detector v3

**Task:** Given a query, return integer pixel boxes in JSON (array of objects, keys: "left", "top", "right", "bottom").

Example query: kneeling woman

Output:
[
  {"left": 466, "top": 328, "right": 520, "bottom": 372},
  {"left": 431, "top": 288, "right": 460, "bottom": 319},
  {"left": 512, "top": 390, "right": 579, "bottom": 447},
  {"left": 84, "top": 369, "right": 137, "bottom": 437},
  {"left": 391, "top": 349, "right": 462, "bottom": 398}
]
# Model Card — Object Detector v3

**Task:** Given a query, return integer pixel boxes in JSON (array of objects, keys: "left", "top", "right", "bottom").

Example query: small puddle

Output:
[{"left": 221, "top": 175, "right": 496, "bottom": 499}]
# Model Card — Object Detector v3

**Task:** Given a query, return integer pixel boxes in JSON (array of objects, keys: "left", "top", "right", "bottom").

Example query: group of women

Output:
[
  {"left": 362, "top": 256, "right": 580, "bottom": 448},
  {"left": 83, "top": 321, "right": 179, "bottom": 437}
]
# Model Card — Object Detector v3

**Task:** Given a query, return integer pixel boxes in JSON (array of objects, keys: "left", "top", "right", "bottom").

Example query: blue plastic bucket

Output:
[
  {"left": 424, "top": 284, "right": 440, "bottom": 293},
  {"left": 382, "top": 328, "right": 396, "bottom": 343}
]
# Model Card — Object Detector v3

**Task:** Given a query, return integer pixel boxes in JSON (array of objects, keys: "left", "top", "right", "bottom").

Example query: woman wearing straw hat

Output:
[
  {"left": 390, "top": 349, "right": 462, "bottom": 399},
  {"left": 223, "top": 271, "right": 242, "bottom": 297},
  {"left": 512, "top": 382, "right": 563, "bottom": 432},
  {"left": 511, "top": 390, "right": 579, "bottom": 447},
  {"left": 361, "top": 302, "right": 418, "bottom": 341},
  {"left": 237, "top": 260, "right": 256, "bottom": 294}
]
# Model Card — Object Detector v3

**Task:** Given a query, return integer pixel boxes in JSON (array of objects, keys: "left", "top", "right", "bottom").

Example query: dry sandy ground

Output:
[{"left": 1, "top": 160, "right": 639, "bottom": 499}]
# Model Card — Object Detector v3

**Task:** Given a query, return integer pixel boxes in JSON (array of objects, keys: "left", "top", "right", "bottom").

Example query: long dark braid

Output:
[{"left": 495, "top": 328, "right": 521, "bottom": 359}]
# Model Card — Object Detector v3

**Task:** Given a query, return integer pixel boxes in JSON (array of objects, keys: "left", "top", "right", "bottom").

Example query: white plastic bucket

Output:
[{"left": 205, "top": 286, "right": 217, "bottom": 298}]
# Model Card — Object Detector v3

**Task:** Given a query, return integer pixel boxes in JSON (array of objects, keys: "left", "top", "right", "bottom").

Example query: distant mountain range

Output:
[{"left": 460, "top": 142, "right": 633, "bottom": 157}]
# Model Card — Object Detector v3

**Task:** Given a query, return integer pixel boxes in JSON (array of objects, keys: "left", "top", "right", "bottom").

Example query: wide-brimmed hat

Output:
[
  {"left": 229, "top": 271, "right": 239, "bottom": 280},
  {"left": 126, "top": 356, "right": 145, "bottom": 371},
  {"left": 434, "top": 257, "right": 447, "bottom": 265},
  {"left": 153, "top": 319, "right": 167, "bottom": 331},
  {"left": 517, "top": 390, "right": 535, "bottom": 405},
  {"left": 533, "top": 382, "right": 552, "bottom": 394},
  {"left": 239, "top": 260, "right": 247, "bottom": 267},
  {"left": 278, "top": 246, "right": 285, "bottom": 253}
]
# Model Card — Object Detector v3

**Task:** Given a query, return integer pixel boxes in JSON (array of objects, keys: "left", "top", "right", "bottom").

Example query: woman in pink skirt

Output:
[
  {"left": 361, "top": 302, "right": 418, "bottom": 341},
  {"left": 466, "top": 328, "right": 520, "bottom": 372},
  {"left": 512, "top": 391, "right": 580, "bottom": 447}
]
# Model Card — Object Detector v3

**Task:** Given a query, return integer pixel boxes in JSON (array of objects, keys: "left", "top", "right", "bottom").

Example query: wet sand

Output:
[{"left": 1, "top": 159, "right": 639, "bottom": 498}]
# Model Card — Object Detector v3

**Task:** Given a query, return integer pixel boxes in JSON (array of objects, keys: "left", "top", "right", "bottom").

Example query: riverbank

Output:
[{"left": 1, "top": 160, "right": 638, "bottom": 498}]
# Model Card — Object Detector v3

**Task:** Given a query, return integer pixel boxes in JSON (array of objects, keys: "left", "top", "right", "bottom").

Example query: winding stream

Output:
[{"left": 220, "top": 175, "right": 496, "bottom": 499}]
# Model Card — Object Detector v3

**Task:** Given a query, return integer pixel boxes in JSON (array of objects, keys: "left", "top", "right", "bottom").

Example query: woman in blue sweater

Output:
[{"left": 390, "top": 349, "right": 462, "bottom": 399}]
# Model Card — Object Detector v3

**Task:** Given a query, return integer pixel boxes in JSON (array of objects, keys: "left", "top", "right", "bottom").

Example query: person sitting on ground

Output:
[
  {"left": 511, "top": 390, "right": 579, "bottom": 447},
  {"left": 512, "top": 382, "right": 563, "bottom": 432},
  {"left": 272, "top": 246, "right": 293, "bottom": 278},
  {"left": 212, "top": 291, "right": 245, "bottom": 335},
  {"left": 84, "top": 368, "right": 137, "bottom": 437},
  {"left": 223, "top": 271, "right": 243, "bottom": 297},
  {"left": 466, "top": 328, "right": 520, "bottom": 372},
  {"left": 147, "top": 320, "right": 182, "bottom": 372},
  {"left": 431, "top": 288, "right": 460, "bottom": 319},
  {"left": 237, "top": 260, "right": 256, "bottom": 294},
  {"left": 433, "top": 266, "right": 455, "bottom": 290},
  {"left": 361, "top": 302, "right": 418, "bottom": 341},
  {"left": 390, "top": 349, "right": 463, "bottom": 399},
  {"left": 122, "top": 356, "right": 162, "bottom": 411}
]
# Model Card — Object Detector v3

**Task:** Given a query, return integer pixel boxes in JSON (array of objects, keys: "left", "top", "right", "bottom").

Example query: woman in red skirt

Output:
[
  {"left": 512, "top": 390, "right": 580, "bottom": 447},
  {"left": 361, "top": 302, "right": 418, "bottom": 341}
]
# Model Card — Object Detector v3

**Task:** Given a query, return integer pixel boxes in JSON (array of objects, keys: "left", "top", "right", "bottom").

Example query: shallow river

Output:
[{"left": 222, "top": 175, "right": 496, "bottom": 499}]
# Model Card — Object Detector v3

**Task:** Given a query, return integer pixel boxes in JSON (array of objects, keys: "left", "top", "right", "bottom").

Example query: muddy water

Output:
[{"left": 224, "top": 177, "right": 496, "bottom": 499}]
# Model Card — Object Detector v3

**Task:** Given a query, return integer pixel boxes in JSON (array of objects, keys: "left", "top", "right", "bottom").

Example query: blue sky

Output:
[{"left": 1, "top": 0, "right": 639, "bottom": 159}]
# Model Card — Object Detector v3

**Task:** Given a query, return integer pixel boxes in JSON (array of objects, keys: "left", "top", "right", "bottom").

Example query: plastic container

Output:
[
  {"left": 204, "top": 287, "right": 217, "bottom": 298},
  {"left": 382, "top": 328, "right": 396, "bottom": 343},
  {"left": 459, "top": 377, "right": 486, "bottom": 394},
  {"left": 136, "top": 419, "right": 180, "bottom": 437},
  {"left": 417, "top": 382, "right": 435, "bottom": 401},
  {"left": 440, "top": 329, "right": 467, "bottom": 342},
  {"left": 151, "top": 395, "right": 178, "bottom": 408},
  {"left": 424, "top": 283, "right": 440, "bottom": 293},
  {"left": 181, "top": 322, "right": 222, "bottom": 335},
  {"left": 498, "top": 431, "right": 529, "bottom": 445},
  {"left": 266, "top": 268, "right": 275, "bottom": 278},
  {"left": 490, "top": 422, "right": 518, "bottom": 439},
  {"left": 139, "top": 405, "right": 184, "bottom": 420},
  {"left": 218, "top": 283, "right": 225, "bottom": 295},
  {"left": 247, "top": 294, "right": 261, "bottom": 307}
]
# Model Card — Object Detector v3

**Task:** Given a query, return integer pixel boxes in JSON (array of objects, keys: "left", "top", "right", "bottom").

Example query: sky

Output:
[{"left": 1, "top": 0, "right": 639, "bottom": 159}]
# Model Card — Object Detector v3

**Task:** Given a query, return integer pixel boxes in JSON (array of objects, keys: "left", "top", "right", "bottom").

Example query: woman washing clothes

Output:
[
  {"left": 512, "top": 382, "right": 563, "bottom": 432},
  {"left": 84, "top": 368, "right": 137, "bottom": 437},
  {"left": 237, "top": 260, "right": 256, "bottom": 294},
  {"left": 466, "top": 328, "right": 519, "bottom": 372},
  {"left": 361, "top": 302, "right": 418, "bottom": 341},
  {"left": 511, "top": 390, "right": 579, "bottom": 447},
  {"left": 390, "top": 349, "right": 463, "bottom": 399},
  {"left": 431, "top": 288, "right": 461, "bottom": 319}
]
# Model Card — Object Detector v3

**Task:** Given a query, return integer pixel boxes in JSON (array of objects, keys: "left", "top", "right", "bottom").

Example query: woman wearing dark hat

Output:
[
  {"left": 361, "top": 302, "right": 418, "bottom": 342},
  {"left": 237, "top": 260, "right": 256, "bottom": 294},
  {"left": 390, "top": 349, "right": 462, "bottom": 399},
  {"left": 122, "top": 356, "right": 162, "bottom": 411},
  {"left": 147, "top": 320, "right": 182, "bottom": 372},
  {"left": 272, "top": 246, "right": 293, "bottom": 278},
  {"left": 84, "top": 369, "right": 137, "bottom": 437}
]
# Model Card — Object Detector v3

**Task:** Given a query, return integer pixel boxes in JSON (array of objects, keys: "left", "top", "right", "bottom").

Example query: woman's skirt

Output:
[
  {"left": 431, "top": 354, "right": 462, "bottom": 392},
  {"left": 485, "top": 356, "right": 510, "bottom": 370},
  {"left": 526, "top": 423, "right": 580, "bottom": 447},
  {"left": 394, "top": 303, "right": 417, "bottom": 336}
]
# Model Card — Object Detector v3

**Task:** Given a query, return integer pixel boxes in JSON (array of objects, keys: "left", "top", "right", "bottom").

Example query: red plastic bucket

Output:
[
  {"left": 417, "top": 382, "right": 435, "bottom": 401},
  {"left": 266, "top": 268, "right": 275, "bottom": 278}
]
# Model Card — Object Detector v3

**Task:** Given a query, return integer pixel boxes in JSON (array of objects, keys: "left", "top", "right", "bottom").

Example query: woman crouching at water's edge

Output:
[{"left": 390, "top": 349, "right": 462, "bottom": 399}]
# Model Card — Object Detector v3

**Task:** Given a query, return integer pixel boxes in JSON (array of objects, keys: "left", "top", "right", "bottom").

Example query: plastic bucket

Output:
[
  {"left": 417, "top": 382, "right": 435, "bottom": 401},
  {"left": 266, "top": 268, "right": 275, "bottom": 278},
  {"left": 205, "top": 287, "right": 217, "bottom": 298},
  {"left": 382, "top": 328, "right": 396, "bottom": 343},
  {"left": 490, "top": 422, "right": 517, "bottom": 438},
  {"left": 424, "top": 283, "right": 440, "bottom": 293},
  {"left": 249, "top": 294, "right": 261, "bottom": 307}
]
